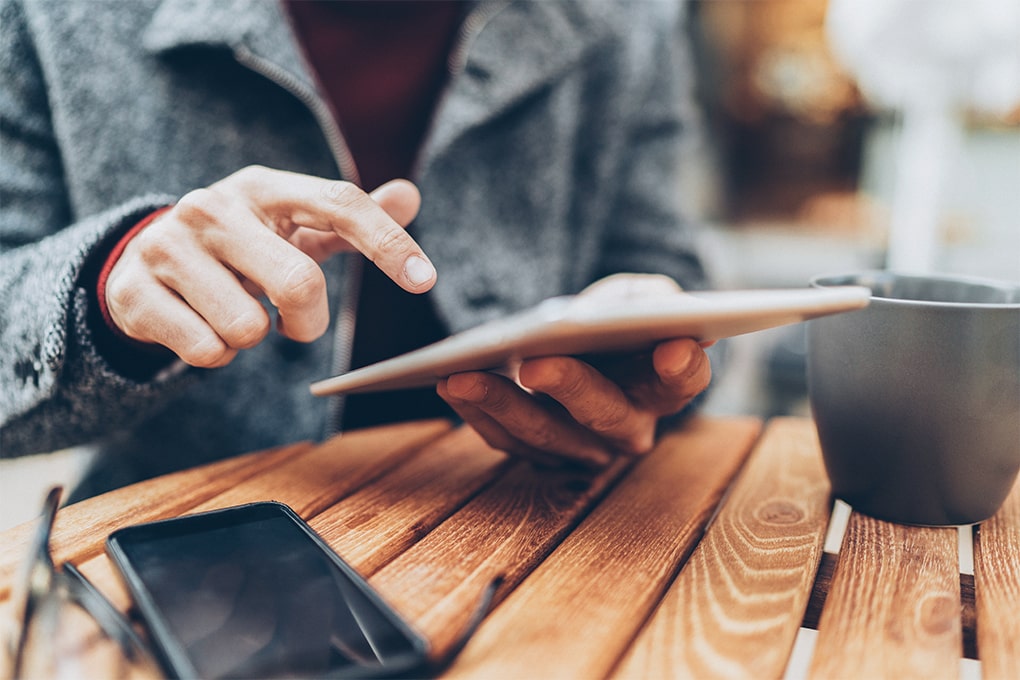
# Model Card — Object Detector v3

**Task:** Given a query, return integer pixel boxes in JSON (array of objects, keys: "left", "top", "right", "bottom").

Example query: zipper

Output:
[
  {"left": 234, "top": 1, "right": 507, "bottom": 436},
  {"left": 447, "top": 0, "right": 509, "bottom": 76},
  {"left": 232, "top": 45, "right": 362, "bottom": 435},
  {"left": 326, "top": 256, "right": 362, "bottom": 433},
  {"left": 233, "top": 46, "right": 360, "bottom": 184},
  {"left": 408, "top": 0, "right": 509, "bottom": 182}
]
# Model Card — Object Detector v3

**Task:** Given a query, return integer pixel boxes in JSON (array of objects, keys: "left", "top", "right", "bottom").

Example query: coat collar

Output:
[
  {"left": 426, "top": 1, "right": 613, "bottom": 156},
  {"left": 141, "top": 0, "right": 613, "bottom": 155},
  {"left": 141, "top": 0, "right": 313, "bottom": 89}
]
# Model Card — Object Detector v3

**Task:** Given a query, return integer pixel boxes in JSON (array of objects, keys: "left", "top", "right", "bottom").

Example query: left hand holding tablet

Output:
[{"left": 436, "top": 274, "right": 712, "bottom": 467}]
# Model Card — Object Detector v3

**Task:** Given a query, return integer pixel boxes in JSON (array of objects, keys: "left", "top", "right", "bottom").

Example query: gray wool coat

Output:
[{"left": 0, "top": 0, "right": 709, "bottom": 495}]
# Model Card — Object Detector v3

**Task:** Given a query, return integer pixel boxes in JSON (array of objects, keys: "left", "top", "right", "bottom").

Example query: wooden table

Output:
[{"left": 1, "top": 416, "right": 1018, "bottom": 679}]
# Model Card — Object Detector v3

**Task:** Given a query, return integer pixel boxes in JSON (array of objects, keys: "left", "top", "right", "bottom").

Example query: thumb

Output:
[{"left": 370, "top": 179, "right": 422, "bottom": 227}]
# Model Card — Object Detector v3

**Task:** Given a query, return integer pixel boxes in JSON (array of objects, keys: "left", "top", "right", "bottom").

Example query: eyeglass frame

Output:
[
  {"left": 3, "top": 486, "right": 160, "bottom": 678},
  {"left": 3, "top": 486, "right": 501, "bottom": 679}
]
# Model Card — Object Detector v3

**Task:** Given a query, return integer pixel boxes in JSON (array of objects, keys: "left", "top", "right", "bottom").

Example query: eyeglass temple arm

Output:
[
  {"left": 6, "top": 487, "right": 63, "bottom": 676},
  {"left": 60, "top": 563, "right": 161, "bottom": 669}
]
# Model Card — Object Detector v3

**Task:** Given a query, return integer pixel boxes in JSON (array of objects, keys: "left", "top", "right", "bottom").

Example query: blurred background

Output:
[
  {"left": 688, "top": 0, "right": 1020, "bottom": 418},
  {"left": 2, "top": 0, "right": 1019, "bottom": 530}
]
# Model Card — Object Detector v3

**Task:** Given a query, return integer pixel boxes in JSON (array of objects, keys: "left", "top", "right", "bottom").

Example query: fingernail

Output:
[{"left": 405, "top": 255, "right": 435, "bottom": 286}]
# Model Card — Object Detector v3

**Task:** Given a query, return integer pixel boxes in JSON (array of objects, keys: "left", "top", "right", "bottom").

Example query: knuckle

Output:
[
  {"left": 132, "top": 228, "right": 179, "bottom": 268},
  {"left": 369, "top": 226, "right": 411, "bottom": 260},
  {"left": 179, "top": 335, "right": 229, "bottom": 367},
  {"left": 527, "top": 423, "right": 561, "bottom": 451},
  {"left": 618, "top": 431, "right": 656, "bottom": 456},
  {"left": 553, "top": 370, "right": 589, "bottom": 403},
  {"left": 233, "top": 165, "right": 267, "bottom": 182},
  {"left": 587, "top": 401, "right": 632, "bottom": 434},
  {"left": 507, "top": 442, "right": 542, "bottom": 460},
  {"left": 174, "top": 188, "right": 223, "bottom": 223},
  {"left": 278, "top": 259, "right": 326, "bottom": 309},
  {"left": 105, "top": 277, "right": 143, "bottom": 316},
  {"left": 221, "top": 310, "right": 270, "bottom": 349},
  {"left": 542, "top": 364, "right": 583, "bottom": 395},
  {"left": 523, "top": 359, "right": 585, "bottom": 400},
  {"left": 479, "top": 383, "right": 513, "bottom": 413},
  {"left": 230, "top": 164, "right": 270, "bottom": 186},
  {"left": 320, "top": 179, "right": 360, "bottom": 206}
]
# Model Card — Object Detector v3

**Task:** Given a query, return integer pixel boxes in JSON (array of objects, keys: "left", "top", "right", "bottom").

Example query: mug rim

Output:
[{"left": 811, "top": 270, "right": 1020, "bottom": 309}]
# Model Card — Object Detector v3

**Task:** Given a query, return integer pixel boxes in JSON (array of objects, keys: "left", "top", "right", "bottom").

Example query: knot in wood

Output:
[
  {"left": 756, "top": 500, "right": 804, "bottom": 525},
  {"left": 918, "top": 593, "right": 957, "bottom": 636}
]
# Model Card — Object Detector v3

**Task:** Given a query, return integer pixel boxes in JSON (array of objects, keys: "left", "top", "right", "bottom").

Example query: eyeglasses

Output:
[
  {"left": 2, "top": 487, "right": 500, "bottom": 679},
  {"left": 2, "top": 486, "right": 161, "bottom": 679}
]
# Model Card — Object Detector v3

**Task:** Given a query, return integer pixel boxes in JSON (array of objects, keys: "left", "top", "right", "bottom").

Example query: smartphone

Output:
[{"left": 106, "top": 501, "right": 429, "bottom": 679}]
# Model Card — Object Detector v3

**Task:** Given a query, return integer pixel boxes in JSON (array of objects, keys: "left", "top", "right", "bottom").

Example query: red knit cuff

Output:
[{"left": 96, "top": 206, "right": 173, "bottom": 347}]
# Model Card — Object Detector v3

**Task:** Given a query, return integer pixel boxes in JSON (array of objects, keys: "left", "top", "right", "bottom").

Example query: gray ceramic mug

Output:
[{"left": 807, "top": 271, "right": 1020, "bottom": 526}]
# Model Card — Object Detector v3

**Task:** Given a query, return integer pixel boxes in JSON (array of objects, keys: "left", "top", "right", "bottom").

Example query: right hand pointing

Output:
[{"left": 104, "top": 166, "right": 432, "bottom": 368}]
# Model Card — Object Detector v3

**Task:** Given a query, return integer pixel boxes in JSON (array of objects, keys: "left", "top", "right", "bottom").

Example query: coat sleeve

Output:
[
  {"left": 595, "top": 3, "right": 710, "bottom": 293},
  {"left": 0, "top": 0, "right": 192, "bottom": 458}
]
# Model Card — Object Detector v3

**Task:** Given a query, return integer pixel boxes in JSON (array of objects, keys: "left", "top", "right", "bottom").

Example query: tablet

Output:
[{"left": 309, "top": 286, "right": 870, "bottom": 396}]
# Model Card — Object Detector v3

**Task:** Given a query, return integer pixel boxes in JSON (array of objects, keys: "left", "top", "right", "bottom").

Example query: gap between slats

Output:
[
  {"left": 790, "top": 500, "right": 983, "bottom": 680},
  {"left": 427, "top": 417, "right": 763, "bottom": 678},
  {"left": 610, "top": 417, "right": 830, "bottom": 680}
]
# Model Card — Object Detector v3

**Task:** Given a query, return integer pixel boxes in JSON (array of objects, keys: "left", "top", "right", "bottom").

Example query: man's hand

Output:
[
  {"left": 105, "top": 167, "right": 434, "bottom": 368},
  {"left": 437, "top": 274, "right": 713, "bottom": 467}
]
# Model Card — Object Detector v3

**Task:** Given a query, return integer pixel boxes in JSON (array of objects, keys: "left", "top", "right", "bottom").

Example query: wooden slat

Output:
[
  {"left": 64, "top": 420, "right": 453, "bottom": 611},
  {"left": 368, "top": 454, "right": 635, "bottom": 655},
  {"left": 0, "top": 441, "right": 312, "bottom": 600},
  {"left": 437, "top": 416, "right": 763, "bottom": 679},
  {"left": 612, "top": 417, "right": 832, "bottom": 679},
  {"left": 973, "top": 474, "right": 1020, "bottom": 680},
  {"left": 311, "top": 426, "right": 513, "bottom": 575},
  {"left": 183, "top": 419, "right": 452, "bottom": 518},
  {"left": 809, "top": 513, "right": 961, "bottom": 679},
  {"left": 6, "top": 421, "right": 456, "bottom": 680}
]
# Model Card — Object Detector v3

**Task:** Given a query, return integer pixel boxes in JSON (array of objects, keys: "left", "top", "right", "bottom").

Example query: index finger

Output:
[{"left": 227, "top": 168, "right": 435, "bottom": 293}]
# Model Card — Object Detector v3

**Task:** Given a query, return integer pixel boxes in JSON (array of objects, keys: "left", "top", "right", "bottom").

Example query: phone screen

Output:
[{"left": 107, "top": 502, "right": 427, "bottom": 679}]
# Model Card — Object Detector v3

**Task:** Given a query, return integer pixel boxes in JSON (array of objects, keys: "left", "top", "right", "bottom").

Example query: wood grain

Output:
[
  {"left": 310, "top": 426, "right": 513, "bottom": 576},
  {"left": 0, "top": 441, "right": 312, "bottom": 600},
  {"left": 439, "top": 416, "right": 763, "bottom": 679},
  {"left": 185, "top": 419, "right": 452, "bottom": 517},
  {"left": 368, "top": 452, "right": 636, "bottom": 656},
  {"left": 62, "top": 420, "right": 452, "bottom": 613},
  {"left": 973, "top": 474, "right": 1020, "bottom": 680},
  {"left": 612, "top": 417, "right": 832, "bottom": 680},
  {"left": 809, "top": 513, "right": 961, "bottom": 679}
]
